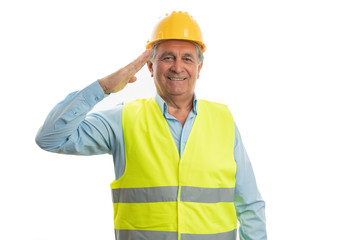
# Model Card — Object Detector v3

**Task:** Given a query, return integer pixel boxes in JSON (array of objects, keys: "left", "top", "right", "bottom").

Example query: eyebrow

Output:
[
  {"left": 159, "top": 51, "right": 195, "bottom": 59},
  {"left": 183, "top": 53, "right": 195, "bottom": 59},
  {"left": 159, "top": 52, "right": 175, "bottom": 59}
]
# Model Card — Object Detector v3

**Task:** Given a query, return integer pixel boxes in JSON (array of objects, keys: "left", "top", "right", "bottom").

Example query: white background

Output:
[{"left": 1, "top": 0, "right": 359, "bottom": 239}]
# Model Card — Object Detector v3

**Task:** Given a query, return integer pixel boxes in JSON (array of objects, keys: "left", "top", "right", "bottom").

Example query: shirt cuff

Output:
[{"left": 82, "top": 80, "right": 106, "bottom": 107}]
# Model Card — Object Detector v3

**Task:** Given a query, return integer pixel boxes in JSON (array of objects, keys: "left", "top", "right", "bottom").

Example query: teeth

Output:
[{"left": 169, "top": 77, "right": 185, "bottom": 81}]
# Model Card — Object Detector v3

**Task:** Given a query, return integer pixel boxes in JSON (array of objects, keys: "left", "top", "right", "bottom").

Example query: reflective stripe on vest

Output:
[
  {"left": 115, "top": 229, "right": 237, "bottom": 240},
  {"left": 112, "top": 186, "right": 235, "bottom": 203},
  {"left": 110, "top": 98, "right": 237, "bottom": 239}
]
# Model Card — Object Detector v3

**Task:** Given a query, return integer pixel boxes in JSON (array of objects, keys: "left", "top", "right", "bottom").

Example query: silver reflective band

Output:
[
  {"left": 182, "top": 229, "right": 237, "bottom": 240},
  {"left": 115, "top": 229, "right": 177, "bottom": 240},
  {"left": 181, "top": 186, "right": 235, "bottom": 203},
  {"left": 112, "top": 186, "right": 178, "bottom": 203},
  {"left": 114, "top": 229, "right": 237, "bottom": 240},
  {"left": 112, "top": 186, "right": 235, "bottom": 203}
]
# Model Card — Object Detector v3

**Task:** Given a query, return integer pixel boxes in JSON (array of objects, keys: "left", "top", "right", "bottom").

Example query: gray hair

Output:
[{"left": 150, "top": 40, "right": 204, "bottom": 65}]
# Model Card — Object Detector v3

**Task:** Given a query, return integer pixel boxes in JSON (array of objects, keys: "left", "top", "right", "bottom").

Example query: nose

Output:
[{"left": 170, "top": 59, "right": 184, "bottom": 74}]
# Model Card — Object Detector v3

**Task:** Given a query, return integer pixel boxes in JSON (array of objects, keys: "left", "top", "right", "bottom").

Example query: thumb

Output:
[{"left": 128, "top": 76, "right": 137, "bottom": 83}]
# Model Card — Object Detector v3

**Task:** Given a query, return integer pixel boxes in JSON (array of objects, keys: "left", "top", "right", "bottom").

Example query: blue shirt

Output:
[{"left": 35, "top": 81, "right": 267, "bottom": 240}]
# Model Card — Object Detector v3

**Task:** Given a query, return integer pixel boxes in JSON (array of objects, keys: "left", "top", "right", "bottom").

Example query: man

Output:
[{"left": 36, "top": 11, "right": 266, "bottom": 240}]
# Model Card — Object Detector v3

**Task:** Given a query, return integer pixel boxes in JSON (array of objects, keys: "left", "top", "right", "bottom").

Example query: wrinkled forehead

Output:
[
  {"left": 157, "top": 40, "right": 197, "bottom": 52},
  {"left": 155, "top": 40, "right": 198, "bottom": 60}
]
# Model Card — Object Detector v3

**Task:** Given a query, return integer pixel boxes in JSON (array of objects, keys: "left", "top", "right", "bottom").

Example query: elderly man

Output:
[{"left": 36, "top": 11, "right": 266, "bottom": 240}]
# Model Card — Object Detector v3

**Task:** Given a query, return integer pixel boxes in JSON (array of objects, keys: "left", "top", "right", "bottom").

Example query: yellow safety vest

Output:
[{"left": 110, "top": 98, "right": 237, "bottom": 240}]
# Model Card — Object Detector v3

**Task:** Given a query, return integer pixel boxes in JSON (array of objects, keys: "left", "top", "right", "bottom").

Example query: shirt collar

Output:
[{"left": 154, "top": 92, "right": 198, "bottom": 117}]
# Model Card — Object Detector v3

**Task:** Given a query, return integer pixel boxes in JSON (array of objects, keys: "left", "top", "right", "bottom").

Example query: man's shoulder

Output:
[
  {"left": 197, "top": 99, "right": 234, "bottom": 121},
  {"left": 198, "top": 99, "right": 230, "bottom": 111},
  {"left": 124, "top": 98, "right": 154, "bottom": 107},
  {"left": 123, "top": 98, "right": 157, "bottom": 116}
]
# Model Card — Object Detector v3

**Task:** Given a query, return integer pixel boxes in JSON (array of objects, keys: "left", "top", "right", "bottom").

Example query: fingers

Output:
[
  {"left": 128, "top": 76, "right": 137, "bottom": 83},
  {"left": 98, "top": 49, "right": 152, "bottom": 94},
  {"left": 126, "top": 49, "right": 152, "bottom": 75}
]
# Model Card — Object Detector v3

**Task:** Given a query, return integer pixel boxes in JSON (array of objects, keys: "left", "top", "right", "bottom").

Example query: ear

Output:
[
  {"left": 197, "top": 62, "right": 203, "bottom": 79},
  {"left": 147, "top": 61, "right": 154, "bottom": 77}
]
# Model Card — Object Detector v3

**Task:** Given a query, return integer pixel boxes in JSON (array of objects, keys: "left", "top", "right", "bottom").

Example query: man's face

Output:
[{"left": 147, "top": 40, "right": 203, "bottom": 100}]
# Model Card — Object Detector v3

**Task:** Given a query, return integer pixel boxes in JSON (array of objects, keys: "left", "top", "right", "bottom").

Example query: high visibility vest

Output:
[{"left": 110, "top": 98, "right": 237, "bottom": 240}]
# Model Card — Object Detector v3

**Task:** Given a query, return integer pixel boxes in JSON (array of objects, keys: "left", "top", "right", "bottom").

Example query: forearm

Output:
[
  {"left": 234, "top": 123, "right": 267, "bottom": 240},
  {"left": 235, "top": 163, "right": 267, "bottom": 240},
  {"left": 35, "top": 81, "right": 109, "bottom": 154},
  {"left": 236, "top": 198, "right": 266, "bottom": 240}
]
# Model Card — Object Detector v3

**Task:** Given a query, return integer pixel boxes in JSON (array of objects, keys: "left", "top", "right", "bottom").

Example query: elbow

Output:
[
  {"left": 35, "top": 129, "right": 47, "bottom": 150},
  {"left": 35, "top": 128, "right": 58, "bottom": 152},
  {"left": 235, "top": 198, "right": 266, "bottom": 216}
]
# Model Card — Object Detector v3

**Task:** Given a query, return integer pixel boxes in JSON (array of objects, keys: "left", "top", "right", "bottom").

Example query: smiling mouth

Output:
[{"left": 168, "top": 77, "right": 186, "bottom": 81}]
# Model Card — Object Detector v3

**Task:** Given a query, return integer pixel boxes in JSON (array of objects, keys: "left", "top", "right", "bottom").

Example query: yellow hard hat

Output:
[{"left": 146, "top": 11, "right": 206, "bottom": 52}]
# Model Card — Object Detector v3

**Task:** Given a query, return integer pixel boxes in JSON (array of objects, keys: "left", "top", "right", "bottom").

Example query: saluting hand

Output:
[{"left": 98, "top": 49, "right": 152, "bottom": 94}]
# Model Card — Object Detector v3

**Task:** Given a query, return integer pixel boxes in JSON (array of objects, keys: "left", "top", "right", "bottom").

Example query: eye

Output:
[
  {"left": 162, "top": 56, "right": 175, "bottom": 62},
  {"left": 183, "top": 57, "right": 194, "bottom": 63}
]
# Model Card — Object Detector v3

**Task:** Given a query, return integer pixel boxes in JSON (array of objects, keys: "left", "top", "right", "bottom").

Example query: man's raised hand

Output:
[{"left": 98, "top": 49, "right": 152, "bottom": 94}]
